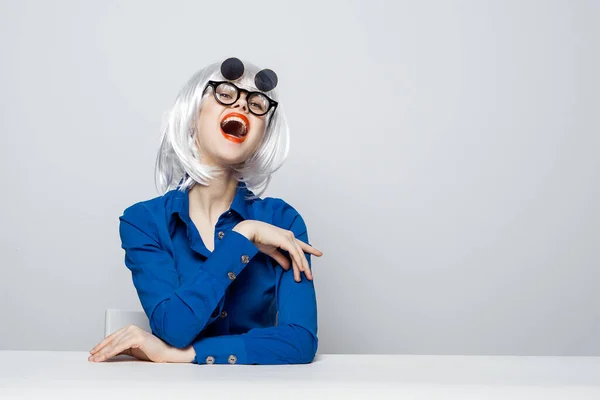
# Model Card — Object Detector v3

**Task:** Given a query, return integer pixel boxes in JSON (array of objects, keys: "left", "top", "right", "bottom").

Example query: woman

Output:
[{"left": 88, "top": 57, "right": 323, "bottom": 365}]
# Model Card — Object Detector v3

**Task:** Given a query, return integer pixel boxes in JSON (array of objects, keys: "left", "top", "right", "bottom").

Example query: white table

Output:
[{"left": 1, "top": 351, "right": 600, "bottom": 399}]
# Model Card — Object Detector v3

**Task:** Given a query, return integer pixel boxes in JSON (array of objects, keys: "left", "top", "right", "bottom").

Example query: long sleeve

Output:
[
  {"left": 191, "top": 204, "right": 318, "bottom": 365},
  {"left": 119, "top": 203, "right": 259, "bottom": 349}
]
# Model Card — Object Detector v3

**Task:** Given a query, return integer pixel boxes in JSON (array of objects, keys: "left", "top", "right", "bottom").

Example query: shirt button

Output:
[
  {"left": 227, "top": 271, "right": 236, "bottom": 280},
  {"left": 241, "top": 255, "right": 250, "bottom": 264},
  {"left": 228, "top": 355, "right": 237, "bottom": 364},
  {"left": 226, "top": 211, "right": 232, "bottom": 216},
  {"left": 217, "top": 231, "right": 225, "bottom": 240},
  {"left": 206, "top": 356, "right": 215, "bottom": 364},
  {"left": 220, "top": 310, "right": 228, "bottom": 318}
]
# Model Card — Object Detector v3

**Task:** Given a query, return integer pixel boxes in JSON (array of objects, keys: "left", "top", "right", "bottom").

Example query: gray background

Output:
[{"left": 1, "top": 0, "right": 598, "bottom": 355}]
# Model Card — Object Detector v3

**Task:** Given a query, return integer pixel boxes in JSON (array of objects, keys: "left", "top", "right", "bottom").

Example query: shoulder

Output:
[
  {"left": 121, "top": 195, "right": 161, "bottom": 222},
  {"left": 119, "top": 190, "right": 177, "bottom": 241},
  {"left": 251, "top": 196, "right": 306, "bottom": 232}
]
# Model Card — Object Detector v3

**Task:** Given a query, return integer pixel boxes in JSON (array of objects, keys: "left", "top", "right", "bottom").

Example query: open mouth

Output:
[{"left": 220, "top": 112, "right": 250, "bottom": 143}]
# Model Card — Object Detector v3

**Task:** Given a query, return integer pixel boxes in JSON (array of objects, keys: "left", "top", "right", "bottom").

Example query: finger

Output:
[
  {"left": 290, "top": 239, "right": 310, "bottom": 281},
  {"left": 289, "top": 238, "right": 311, "bottom": 281},
  {"left": 298, "top": 240, "right": 323, "bottom": 257},
  {"left": 91, "top": 333, "right": 135, "bottom": 362},
  {"left": 268, "top": 249, "right": 291, "bottom": 271},
  {"left": 293, "top": 240, "right": 312, "bottom": 281},
  {"left": 88, "top": 330, "right": 124, "bottom": 361},
  {"left": 292, "top": 258, "right": 301, "bottom": 282},
  {"left": 89, "top": 326, "right": 127, "bottom": 355},
  {"left": 283, "top": 238, "right": 304, "bottom": 282},
  {"left": 278, "top": 246, "right": 300, "bottom": 280},
  {"left": 117, "top": 348, "right": 132, "bottom": 357}
]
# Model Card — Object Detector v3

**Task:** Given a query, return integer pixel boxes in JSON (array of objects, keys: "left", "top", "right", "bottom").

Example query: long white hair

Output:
[{"left": 154, "top": 59, "right": 290, "bottom": 199}]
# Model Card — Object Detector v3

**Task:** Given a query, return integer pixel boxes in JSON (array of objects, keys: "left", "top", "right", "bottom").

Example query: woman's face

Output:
[{"left": 193, "top": 85, "right": 267, "bottom": 167}]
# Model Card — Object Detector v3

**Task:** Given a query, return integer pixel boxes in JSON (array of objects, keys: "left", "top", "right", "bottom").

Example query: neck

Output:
[{"left": 188, "top": 171, "right": 239, "bottom": 224}]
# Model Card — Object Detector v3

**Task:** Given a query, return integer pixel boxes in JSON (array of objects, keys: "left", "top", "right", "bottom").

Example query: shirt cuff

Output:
[
  {"left": 183, "top": 229, "right": 259, "bottom": 289},
  {"left": 192, "top": 334, "right": 248, "bottom": 365}
]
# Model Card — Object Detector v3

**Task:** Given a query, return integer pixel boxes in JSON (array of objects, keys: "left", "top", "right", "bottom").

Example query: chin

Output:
[
  {"left": 212, "top": 149, "right": 248, "bottom": 167},
  {"left": 198, "top": 131, "right": 252, "bottom": 166}
]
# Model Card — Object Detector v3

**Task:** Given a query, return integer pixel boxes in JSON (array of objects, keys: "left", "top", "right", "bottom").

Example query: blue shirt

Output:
[{"left": 118, "top": 180, "right": 318, "bottom": 365}]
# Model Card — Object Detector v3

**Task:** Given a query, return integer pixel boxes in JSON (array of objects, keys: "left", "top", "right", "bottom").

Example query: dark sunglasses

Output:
[{"left": 205, "top": 80, "right": 278, "bottom": 117}]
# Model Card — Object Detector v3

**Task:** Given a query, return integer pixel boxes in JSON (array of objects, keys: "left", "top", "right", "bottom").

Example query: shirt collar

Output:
[{"left": 167, "top": 180, "right": 254, "bottom": 232}]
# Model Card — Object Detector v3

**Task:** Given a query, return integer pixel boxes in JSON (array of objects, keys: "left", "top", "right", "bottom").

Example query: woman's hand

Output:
[
  {"left": 88, "top": 324, "right": 176, "bottom": 363},
  {"left": 232, "top": 220, "right": 323, "bottom": 282}
]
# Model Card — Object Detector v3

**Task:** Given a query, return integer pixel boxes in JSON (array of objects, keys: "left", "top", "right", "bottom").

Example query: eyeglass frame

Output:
[{"left": 204, "top": 80, "right": 279, "bottom": 117}]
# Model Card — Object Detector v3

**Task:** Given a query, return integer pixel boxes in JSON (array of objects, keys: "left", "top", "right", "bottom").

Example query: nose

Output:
[{"left": 232, "top": 92, "right": 249, "bottom": 112}]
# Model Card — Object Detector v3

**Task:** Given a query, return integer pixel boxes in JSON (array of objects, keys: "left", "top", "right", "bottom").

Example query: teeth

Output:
[
  {"left": 220, "top": 115, "right": 248, "bottom": 139},
  {"left": 222, "top": 116, "right": 247, "bottom": 131}
]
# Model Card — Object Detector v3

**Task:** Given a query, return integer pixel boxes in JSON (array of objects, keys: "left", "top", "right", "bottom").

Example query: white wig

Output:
[{"left": 154, "top": 59, "right": 290, "bottom": 199}]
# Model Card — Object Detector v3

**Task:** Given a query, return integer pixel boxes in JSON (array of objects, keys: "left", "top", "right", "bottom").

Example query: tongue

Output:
[{"left": 221, "top": 120, "right": 245, "bottom": 137}]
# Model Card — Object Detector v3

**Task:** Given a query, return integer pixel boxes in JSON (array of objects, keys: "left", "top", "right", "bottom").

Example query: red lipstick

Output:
[{"left": 220, "top": 112, "right": 250, "bottom": 143}]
